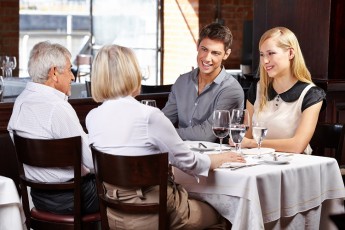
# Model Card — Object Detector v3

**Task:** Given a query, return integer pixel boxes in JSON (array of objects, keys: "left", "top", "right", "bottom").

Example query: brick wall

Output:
[
  {"left": 163, "top": 0, "right": 253, "bottom": 84},
  {"left": 0, "top": 0, "right": 19, "bottom": 76},
  {"left": 163, "top": 0, "right": 200, "bottom": 84}
]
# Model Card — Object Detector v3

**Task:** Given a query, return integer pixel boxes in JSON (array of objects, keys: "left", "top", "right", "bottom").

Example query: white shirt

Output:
[
  {"left": 86, "top": 96, "right": 211, "bottom": 177},
  {"left": 253, "top": 84, "right": 314, "bottom": 154},
  {"left": 7, "top": 82, "right": 92, "bottom": 182}
]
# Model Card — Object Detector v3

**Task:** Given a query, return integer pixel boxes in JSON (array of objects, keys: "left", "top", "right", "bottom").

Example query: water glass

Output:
[
  {"left": 252, "top": 121, "right": 268, "bottom": 159},
  {"left": 230, "top": 109, "right": 250, "bottom": 154},
  {"left": 141, "top": 99, "right": 157, "bottom": 107}
]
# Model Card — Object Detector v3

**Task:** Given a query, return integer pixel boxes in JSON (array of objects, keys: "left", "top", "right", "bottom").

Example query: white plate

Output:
[
  {"left": 241, "top": 148, "right": 275, "bottom": 155},
  {"left": 260, "top": 156, "right": 292, "bottom": 165},
  {"left": 185, "top": 141, "right": 220, "bottom": 152},
  {"left": 190, "top": 147, "right": 216, "bottom": 152}
]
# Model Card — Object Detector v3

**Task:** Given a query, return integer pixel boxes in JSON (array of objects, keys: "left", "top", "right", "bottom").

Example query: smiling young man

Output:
[
  {"left": 162, "top": 22, "right": 244, "bottom": 142},
  {"left": 7, "top": 41, "right": 99, "bottom": 215}
]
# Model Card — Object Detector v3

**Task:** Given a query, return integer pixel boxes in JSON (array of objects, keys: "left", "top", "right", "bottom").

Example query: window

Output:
[
  {"left": 92, "top": 0, "right": 161, "bottom": 84},
  {"left": 19, "top": 0, "right": 161, "bottom": 85}
]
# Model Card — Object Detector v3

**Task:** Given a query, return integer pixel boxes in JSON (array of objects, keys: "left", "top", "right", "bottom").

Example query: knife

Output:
[{"left": 230, "top": 163, "right": 259, "bottom": 170}]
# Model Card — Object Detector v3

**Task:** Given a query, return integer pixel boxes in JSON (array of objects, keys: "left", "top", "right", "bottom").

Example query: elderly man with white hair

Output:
[{"left": 7, "top": 41, "right": 98, "bottom": 215}]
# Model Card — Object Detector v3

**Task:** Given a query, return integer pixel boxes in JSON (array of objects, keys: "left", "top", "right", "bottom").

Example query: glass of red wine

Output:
[{"left": 212, "top": 110, "right": 230, "bottom": 152}]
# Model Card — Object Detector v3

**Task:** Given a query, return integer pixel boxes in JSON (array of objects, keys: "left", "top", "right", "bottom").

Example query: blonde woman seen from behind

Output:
[{"left": 86, "top": 44, "right": 245, "bottom": 229}]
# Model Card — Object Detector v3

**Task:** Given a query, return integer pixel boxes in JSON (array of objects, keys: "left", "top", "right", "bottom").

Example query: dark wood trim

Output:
[{"left": 0, "top": 93, "right": 170, "bottom": 134}]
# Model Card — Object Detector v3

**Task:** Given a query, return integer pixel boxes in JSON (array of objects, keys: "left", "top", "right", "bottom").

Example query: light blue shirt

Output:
[{"left": 162, "top": 67, "right": 244, "bottom": 142}]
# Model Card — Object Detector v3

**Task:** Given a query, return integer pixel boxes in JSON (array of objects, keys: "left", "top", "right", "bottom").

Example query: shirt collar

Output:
[
  {"left": 26, "top": 82, "right": 69, "bottom": 101},
  {"left": 268, "top": 81, "right": 309, "bottom": 102},
  {"left": 192, "top": 66, "right": 227, "bottom": 85}
]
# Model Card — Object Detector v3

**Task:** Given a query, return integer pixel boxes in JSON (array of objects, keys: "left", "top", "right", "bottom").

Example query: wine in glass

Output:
[
  {"left": 212, "top": 110, "right": 230, "bottom": 152},
  {"left": 230, "top": 109, "right": 250, "bottom": 154},
  {"left": 141, "top": 99, "right": 157, "bottom": 107},
  {"left": 252, "top": 121, "right": 268, "bottom": 159}
]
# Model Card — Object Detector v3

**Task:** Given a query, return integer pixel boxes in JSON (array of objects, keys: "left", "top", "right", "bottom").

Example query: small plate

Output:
[
  {"left": 190, "top": 147, "right": 216, "bottom": 152},
  {"left": 185, "top": 141, "right": 219, "bottom": 152},
  {"left": 261, "top": 156, "right": 292, "bottom": 165},
  {"left": 241, "top": 148, "right": 275, "bottom": 155}
]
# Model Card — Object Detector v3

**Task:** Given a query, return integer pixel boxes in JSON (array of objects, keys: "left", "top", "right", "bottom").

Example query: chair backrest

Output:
[
  {"left": 141, "top": 84, "right": 172, "bottom": 94},
  {"left": 85, "top": 80, "right": 92, "bottom": 97},
  {"left": 13, "top": 134, "right": 84, "bottom": 230},
  {"left": 91, "top": 146, "right": 168, "bottom": 230},
  {"left": 0, "top": 132, "right": 20, "bottom": 195},
  {"left": 310, "top": 122, "right": 345, "bottom": 165},
  {"left": 76, "top": 54, "right": 92, "bottom": 82},
  {"left": 330, "top": 213, "right": 345, "bottom": 229}
]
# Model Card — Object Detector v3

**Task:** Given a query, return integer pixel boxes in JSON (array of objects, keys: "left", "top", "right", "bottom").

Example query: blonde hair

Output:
[
  {"left": 258, "top": 27, "right": 312, "bottom": 111},
  {"left": 91, "top": 45, "right": 142, "bottom": 102}
]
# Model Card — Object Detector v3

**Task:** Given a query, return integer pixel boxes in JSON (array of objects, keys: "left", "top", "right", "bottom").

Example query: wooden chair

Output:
[
  {"left": 330, "top": 213, "right": 345, "bottom": 229},
  {"left": 13, "top": 134, "right": 100, "bottom": 230},
  {"left": 0, "top": 132, "right": 20, "bottom": 195},
  {"left": 310, "top": 122, "right": 345, "bottom": 165},
  {"left": 76, "top": 54, "right": 92, "bottom": 83},
  {"left": 310, "top": 122, "right": 345, "bottom": 187},
  {"left": 91, "top": 146, "right": 169, "bottom": 230}
]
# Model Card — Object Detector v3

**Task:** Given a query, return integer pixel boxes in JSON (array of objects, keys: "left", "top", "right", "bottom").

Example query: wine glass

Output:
[
  {"left": 0, "top": 76, "right": 4, "bottom": 102},
  {"left": 230, "top": 109, "right": 250, "bottom": 154},
  {"left": 252, "top": 121, "right": 268, "bottom": 159},
  {"left": 141, "top": 99, "right": 157, "bottom": 107},
  {"left": 0, "top": 56, "right": 7, "bottom": 77},
  {"left": 7, "top": 56, "right": 17, "bottom": 77},
  {"left": 141, "top": 66, "right": 151, "bottom": 81},
  {"left": 212, "top": 110, "right": 230, "bottom": 152}
]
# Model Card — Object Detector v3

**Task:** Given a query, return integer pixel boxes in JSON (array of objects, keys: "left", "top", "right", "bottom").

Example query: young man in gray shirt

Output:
[{"left": 162, "top": 22, "right": 244, "bottom": 142}]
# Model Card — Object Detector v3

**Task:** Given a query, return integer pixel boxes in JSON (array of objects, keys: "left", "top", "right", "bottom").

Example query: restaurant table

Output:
[
  {"left": 0, "top": 176, "right": 25, "bottom": 230},
  {"left": 174, "top": 151, "right": 345, "bottom": 230}
]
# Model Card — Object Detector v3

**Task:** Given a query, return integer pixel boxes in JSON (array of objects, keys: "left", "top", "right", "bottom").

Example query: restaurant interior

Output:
[{"left": 0, "top": 0, "right": 345, "bottom": 229}]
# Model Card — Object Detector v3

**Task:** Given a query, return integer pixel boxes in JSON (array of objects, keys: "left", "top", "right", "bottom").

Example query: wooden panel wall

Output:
[
  {"left": 253, "top": 0, "right": 331, "bottom": 79},
  {"left": 253, "top": 0, "right": 345, "bottom": 123}
]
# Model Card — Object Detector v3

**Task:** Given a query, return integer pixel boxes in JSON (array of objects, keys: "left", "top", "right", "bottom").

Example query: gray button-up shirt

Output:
[{"left": 162, "top": 67, "right": 244, "bottom": 142}]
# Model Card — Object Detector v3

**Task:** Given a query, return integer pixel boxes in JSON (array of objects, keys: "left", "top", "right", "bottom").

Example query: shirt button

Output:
[{"left": 194, "top": 103, "right": 197, "bottom": 106}]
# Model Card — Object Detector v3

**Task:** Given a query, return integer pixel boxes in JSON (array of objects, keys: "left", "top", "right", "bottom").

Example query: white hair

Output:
[{"left": 28, "top": 41, "right": 71, "bottom": 83}]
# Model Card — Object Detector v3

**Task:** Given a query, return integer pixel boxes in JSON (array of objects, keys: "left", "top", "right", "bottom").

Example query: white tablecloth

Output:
[
  {"left": 174, "top": 153, "right": 345, "bottom": 230},
  {"left": 0, "top": 176, "right": 25, "bottom": 230}
]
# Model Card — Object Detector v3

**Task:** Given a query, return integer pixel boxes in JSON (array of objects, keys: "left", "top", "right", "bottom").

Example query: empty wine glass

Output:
[
  {"left": 252, "top": 121, "right": 268, "bottom": 159},
  {"left": 141, "top": 99, "right": 157, "bottom": 107},
  {"left": 5, "top": 56, "right": 16, "bottom": 77},
  {"left": 141, "top": 66, "right": 151, "bottom": 81},
  {"left": 230, "top": 109, "right": 250, "bottom": 154},
  {"left": 0, "top": 56, "right": 7, "bottom": 77},
  {"left": 212, "top": 110, "right": 230, "bottom": 152},
  {"left": 0, "top": 76, "right": 4, "bottom": 102}
]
